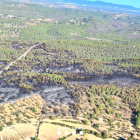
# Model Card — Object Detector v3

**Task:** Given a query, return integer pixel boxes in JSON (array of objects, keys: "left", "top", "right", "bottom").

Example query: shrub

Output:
[
  {"left": 31, "top": 138, "right": 40, "bottom": 140},
  {"left": 0, "top": 126, "right": 3, "bottom": 131},
  {"left": 7, "top": 122, "right": 13, "bottom": 126},
  {"left": 127, "top": 137, "right": 133, "bottom": 140},
  {"left": 50, "top": 116, "right": 54, "bottom": 120},
  {"left": 102, "top": 132, "right": 108, "bottom": 139},
  {"left": 95, "top": 132, "right": 101, "bottom": 137},
  {"left": 84, "top": 120, "right": 88, "bottom": 125},
  {"left": 90, "top": 130, "right": 94, "bottom": 134},
  {"left": 93, "top": 124, "right": 99, "bottom": 128}
]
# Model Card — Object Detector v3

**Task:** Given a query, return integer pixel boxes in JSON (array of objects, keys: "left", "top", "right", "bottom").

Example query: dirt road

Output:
[{"left": 0, "top": 44, "right": 38, "bottom": 75}]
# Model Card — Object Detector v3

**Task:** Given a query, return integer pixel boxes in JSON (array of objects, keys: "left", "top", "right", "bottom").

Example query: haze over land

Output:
[{"left": 14, "top": 0, "right": 140, "bottom": 13}]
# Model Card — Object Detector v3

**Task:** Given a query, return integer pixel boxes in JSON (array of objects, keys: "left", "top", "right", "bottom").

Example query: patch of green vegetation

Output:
[
  {"left": 0, "top": 41, "right": 26, "bottom": 61},
  {"left": 50, "top": 116, "right": 55, "bottom": 120},
  {"left": 7, "top": 122, "right": 13, "bottom": 126},
  {"left": 0, "top": 126, "right": 3, "bottom": 131},
  {"left": 47, "top": 40, "right": 140, "bottom": 62},
  {"left": 6, "top": 72, "right": 66, "bottom": 91}
]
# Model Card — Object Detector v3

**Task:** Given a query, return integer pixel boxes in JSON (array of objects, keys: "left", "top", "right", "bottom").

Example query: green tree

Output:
[
  {"left": 102, "top": 132, "right": 108, "bottom": 139},
  {"left": 136, "top": 117, "right": 140, "bottom": 126},
  {"left": 84, "top": 120, "right": 88, "bottom": 125},
  {"left": 94, "top": 124, "right": 99, "bottom": 128},
  {"left": 31, "top": 138, "right": 40, "bottom": 140},
  {"left": 127, "top": 137, "right": 133, "bottom": 140},
  {"left": 0, "top": 126, "right": 3, "bottom": 131},
  {"left": 95, "top": 132, "right": 101, "bottom": 137},
  {"left": 50, "top": 116, "right": 54, "bottom": 120},
  {"left": 7, "top": 122, "right": 13, "bottom": 126}
]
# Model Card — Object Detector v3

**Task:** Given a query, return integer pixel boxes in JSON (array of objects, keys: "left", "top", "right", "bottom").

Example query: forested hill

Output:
[{"left": 16, "top": 0, "right": 140, "bottom": 13}]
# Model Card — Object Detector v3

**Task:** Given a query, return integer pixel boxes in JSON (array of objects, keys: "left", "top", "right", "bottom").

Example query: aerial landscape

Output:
[{"left": 0, "top": 0, "right": 140, "bottom": 139}]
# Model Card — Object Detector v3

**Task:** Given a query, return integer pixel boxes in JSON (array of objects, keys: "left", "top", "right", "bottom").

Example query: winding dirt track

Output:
[{"left": 0, "top": 44, "right": 38, "bottom": 75}]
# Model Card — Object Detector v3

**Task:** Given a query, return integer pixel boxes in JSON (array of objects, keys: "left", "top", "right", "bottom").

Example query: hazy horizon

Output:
[{"left": 87, "top": 0, "right": 140, "bottom": 8}]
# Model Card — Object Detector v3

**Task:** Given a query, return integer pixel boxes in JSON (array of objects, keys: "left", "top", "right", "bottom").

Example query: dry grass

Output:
[
  {"left": 38, "top": 123, "right": 75, "bottom": 140},
  {"left": 42, "top": 118, "right": 98, "bottom": 132},
  {"left": 66, "top": 134, "right": 114, "bottom": 140},
  {"left": 12, "top": 123, "right": 36, "bottom": 139},
  {"left": 25, "top": 22, "right": 36, "bottom": 26},
  {"left": 0, "top": 128, "right": 20, "bottom": 140},
  {"left": 0, "top": 95, "right": 45, "bottom": 128}
]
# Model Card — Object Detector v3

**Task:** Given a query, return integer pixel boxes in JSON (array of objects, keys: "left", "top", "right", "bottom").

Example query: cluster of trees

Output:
[
  {"left": 7, "top": 72, "right": 66, "bottom": 92},
  {"left": 1, "top": 0, "right": 140, "bottom": 42},
  {"left": 48, "top": 40, "right": 140, "bottom": 62},
  {"left": 86, "top": 85, "right": 123, "bottom": 97},
  {"left": 86, "top": 84, "right": 140, "bottom": 131},
  {"left": 118, "top": 58, "right": 140, "bottom": 78},
  {"left": 0, "top": 41, "right": 26, "bottom": 61},
  {"left": 45, "top": 40, "right": 140, "bottom": 76}
]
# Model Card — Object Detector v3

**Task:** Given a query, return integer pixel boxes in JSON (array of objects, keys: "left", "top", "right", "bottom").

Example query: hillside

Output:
[
  {"left": 0, "top": 0, "right": 140, "bottom": 41},
  {"left": 0, "top": 94, "right": 135, "bottom": 140},
  {"left": 15, "top": 0, "right": 140, "bottom": 13}
]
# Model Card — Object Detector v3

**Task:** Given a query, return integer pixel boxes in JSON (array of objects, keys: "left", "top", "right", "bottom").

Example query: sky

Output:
[{"left": 90, "top": 0, "right": 140, "bottom": 8}]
